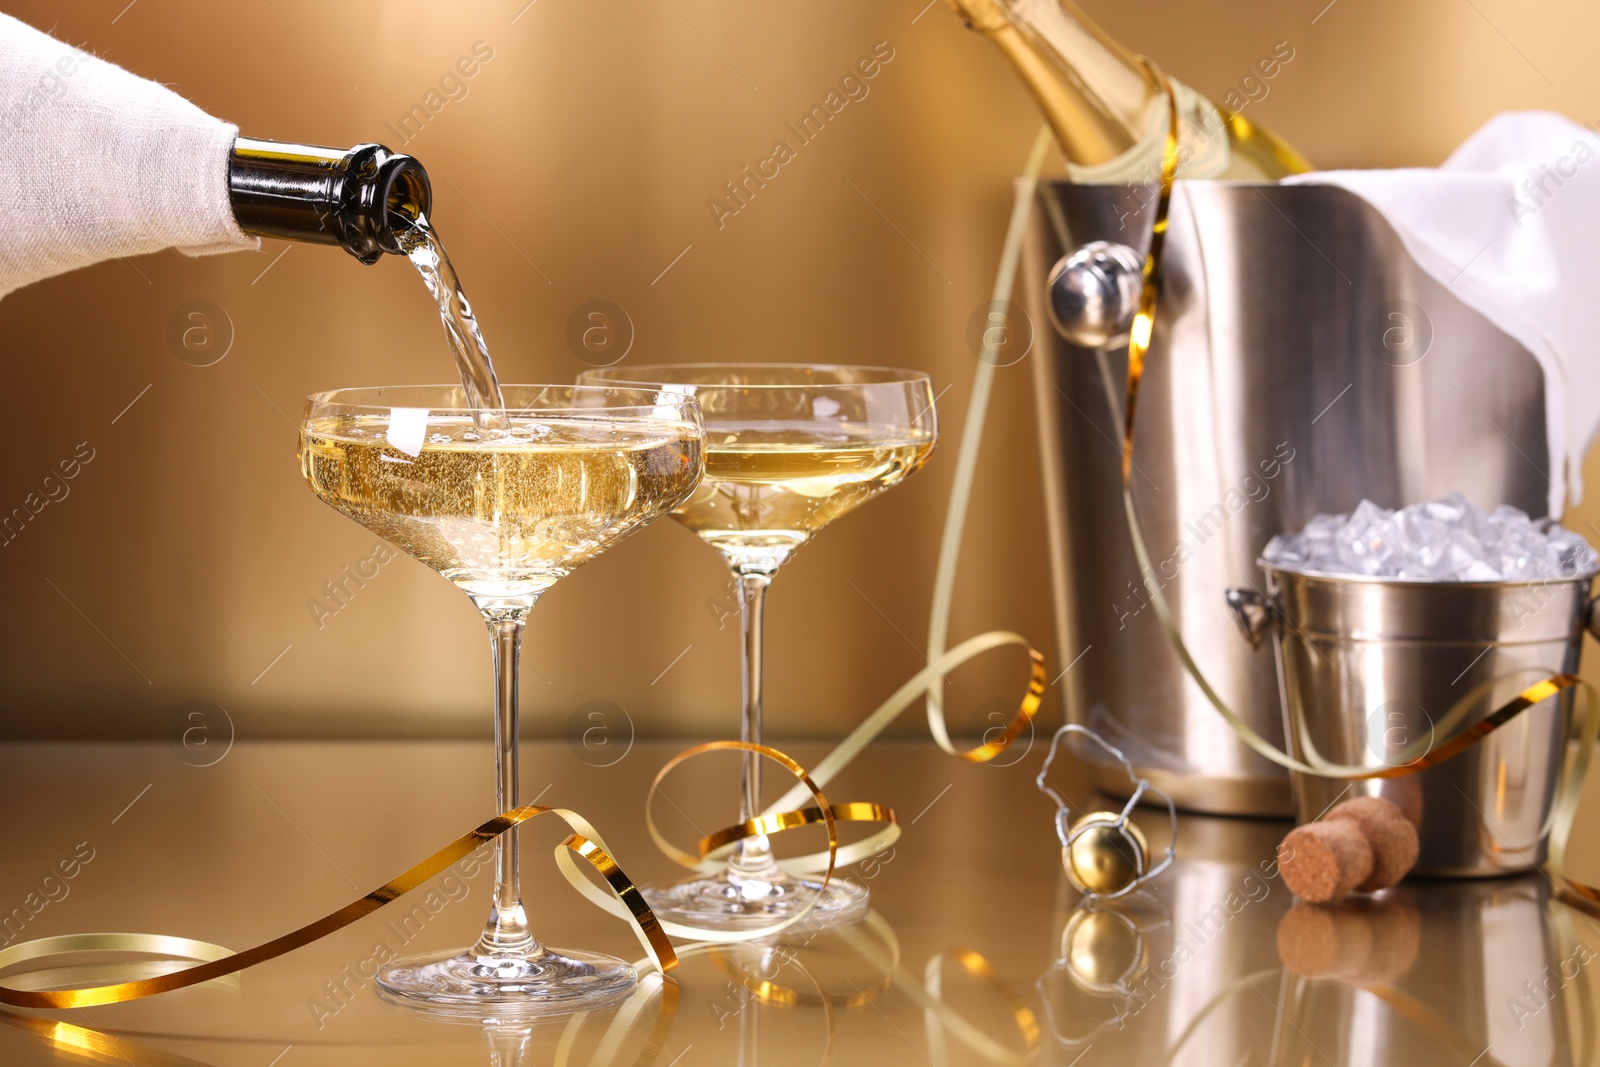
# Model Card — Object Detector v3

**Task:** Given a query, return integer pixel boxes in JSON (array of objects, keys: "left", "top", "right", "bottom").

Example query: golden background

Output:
[{"left": 1, "top": 0, "right": 1598, "bottom": 741}]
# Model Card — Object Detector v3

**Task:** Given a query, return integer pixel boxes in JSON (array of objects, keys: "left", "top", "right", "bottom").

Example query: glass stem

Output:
[
  {"left": 474, "top": 611, "right": 539, "bottom": 958},
  {"left": 729, "top": 570, "right": 782, "bottom": 881},
  {"left": 483, "top": 1022, "right": 532, "bottom": 1067}
]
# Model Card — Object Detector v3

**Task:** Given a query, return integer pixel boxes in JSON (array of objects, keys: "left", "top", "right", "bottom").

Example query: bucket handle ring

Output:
[{"left": 1224, "top": 588, "right": 1274, "bottom": 650}]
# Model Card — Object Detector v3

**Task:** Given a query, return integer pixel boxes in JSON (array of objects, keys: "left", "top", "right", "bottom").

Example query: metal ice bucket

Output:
[
  {"left": 1228, "top": 565, "right": 1598, "bottom": 876},
  {"left": 1022, "top": 182, "right": 1552, "bottom": 816}
]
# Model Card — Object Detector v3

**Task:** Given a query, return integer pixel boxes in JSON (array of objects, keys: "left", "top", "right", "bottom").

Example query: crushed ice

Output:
[{"left": 1261, "top": 492, "right": 1597, "bottom": 581}]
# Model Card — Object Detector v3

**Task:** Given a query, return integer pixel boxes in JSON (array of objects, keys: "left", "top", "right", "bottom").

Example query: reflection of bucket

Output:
[
  {"left": 1023, "top": 182, "right": 1552, "bottom": 817},
  {"left": 1230, "top": 565, "right": 1596, "bottom": 876}
]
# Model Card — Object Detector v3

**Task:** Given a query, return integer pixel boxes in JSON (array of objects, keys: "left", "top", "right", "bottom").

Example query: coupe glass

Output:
[
  {"left": 579, "top": 364, "right": 938, "bottom": 930},
  {"left": 298, "top": 384, "right": 704, "bottom": 1011}
]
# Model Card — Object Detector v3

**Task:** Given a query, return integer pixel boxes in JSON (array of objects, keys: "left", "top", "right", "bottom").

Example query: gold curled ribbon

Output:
[
  {"left": 1285, "top": 669, "right": 1584, "bottom": 780},
  {"left": 1118, "top": 57, "right": 1180, "bottom": 482},
  {"left": 0, "top": 804, "right": 674, "bottom": 1011},
  {"left": 923, "top": 123, "right": 1055, "bottom": 762},
  {"left": 698, "top": 802, "right": 897, "bottom": 865},
  {"left": 642, "top": 741, "right": 847, "bottom": 944},
  {"left": 761, "top": 632, "right": 1046, "bottom": 828},
  {"left": 671, "top": 632, "right": 1043, "bottom": 893}
]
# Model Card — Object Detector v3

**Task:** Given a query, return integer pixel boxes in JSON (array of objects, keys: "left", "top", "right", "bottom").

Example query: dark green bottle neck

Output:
[{"left": 227, "top": 138, "right": 431, "bottom": 264}]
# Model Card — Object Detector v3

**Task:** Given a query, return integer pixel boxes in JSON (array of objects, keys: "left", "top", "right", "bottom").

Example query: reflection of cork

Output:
[
  {"left": 1277, "top": 898, "right": 1422, "bottom": 982},
  {"left": 1278, "top": 796, "right": 1418, "bottom": 903}
]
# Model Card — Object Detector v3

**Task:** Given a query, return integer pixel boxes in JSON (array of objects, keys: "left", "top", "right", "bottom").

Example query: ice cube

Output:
[
  {"left": 1262, "top": 533, "right": 1303, "bottom": 564},
  {"left": 1261, "top": 493, "right": 1596, "bottom": 583},
  {"left": 1337, "top": 500, "right": 1400, "bottom": 575}
]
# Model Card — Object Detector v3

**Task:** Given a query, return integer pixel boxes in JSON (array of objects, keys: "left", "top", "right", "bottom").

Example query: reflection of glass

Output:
[
  {"left": 666, "top": 918, "right": 903, "bottom": 1067},
  {"left": 375, "top": 976, "right": 680, "bottom": 1066},
  {"left": 580, "top": 364, "right": 937, "bottom": 931},
  {"left": 300, "top": 385, "right": 704, "bottom": 1012}
]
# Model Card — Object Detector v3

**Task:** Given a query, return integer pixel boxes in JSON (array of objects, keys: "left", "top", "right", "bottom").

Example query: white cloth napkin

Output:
[
  {"left": 1286, "top": 112, "right": 1600, "bottom": 518},
  {"left": 0, "top": 13, "right": 256, "bottom": 300}
]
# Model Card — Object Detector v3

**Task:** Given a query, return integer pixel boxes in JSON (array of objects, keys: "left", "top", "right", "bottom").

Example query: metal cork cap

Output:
[{"left": 1063, "top": 812, "right": 1148, "bottom": 895}]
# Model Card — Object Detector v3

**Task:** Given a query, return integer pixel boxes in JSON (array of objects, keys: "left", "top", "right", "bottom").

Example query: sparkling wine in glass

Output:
[
  {"left": 299, "top": 384, "right": 704, "bottom": 1010},
  {"left": 579, "top": 364, "right": 937, "bottom": 930}
]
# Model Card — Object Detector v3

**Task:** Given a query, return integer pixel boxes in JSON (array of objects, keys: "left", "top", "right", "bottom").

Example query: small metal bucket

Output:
[{"left": 1228, "top": 565, "right": 1599, "bottom": 876}]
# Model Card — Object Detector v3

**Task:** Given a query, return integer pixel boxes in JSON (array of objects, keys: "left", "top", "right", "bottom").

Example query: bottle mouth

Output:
[
  {"left": 335, "top": 144, "right": 432, "bottom": 262},
  {"left": 377, "top": 156, "right": 431, "bottom": 252}
]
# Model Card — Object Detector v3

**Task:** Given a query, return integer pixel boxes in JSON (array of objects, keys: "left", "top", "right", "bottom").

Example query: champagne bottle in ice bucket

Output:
[{"left": 944, "top": 0, "right": 1311, "bottom": 182}]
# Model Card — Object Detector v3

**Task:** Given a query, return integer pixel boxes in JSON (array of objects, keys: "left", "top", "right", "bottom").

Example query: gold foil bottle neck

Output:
[{"left": 947, "top": 0, "right": 1311, "bottom": 180}]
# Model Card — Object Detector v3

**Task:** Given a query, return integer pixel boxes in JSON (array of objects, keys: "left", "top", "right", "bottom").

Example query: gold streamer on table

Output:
[
  {"left": 0, "top": 805, "right": 675, "bottom": 1011},
  {"left": 0, "top": 701, "right": 1044, "bottom": 1062}
]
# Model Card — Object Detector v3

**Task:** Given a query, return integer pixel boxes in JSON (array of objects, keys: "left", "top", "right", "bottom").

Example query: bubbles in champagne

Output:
[
  {"left": 301, "top": 414, "right": 702, "bottom": 599},
  {"left": 674, "top": 420, "right": 935, "bottom": 572}
]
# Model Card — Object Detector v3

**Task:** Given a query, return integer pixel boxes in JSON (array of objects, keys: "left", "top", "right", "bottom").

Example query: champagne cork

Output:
[
  {"left": 1325, "top": 796, "right": 1419, "bottom": 892},
  {"left": 1278, "top": 819, "right": 1373, "bottom": 903},
  {"left": 1277, "top": 796, "right": 1419, "bottom": 903}
]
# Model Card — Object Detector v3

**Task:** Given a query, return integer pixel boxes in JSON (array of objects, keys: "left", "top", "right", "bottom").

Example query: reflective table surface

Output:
[{"left": 4, "top": 739, "right": 1600, "bottom": 1066}]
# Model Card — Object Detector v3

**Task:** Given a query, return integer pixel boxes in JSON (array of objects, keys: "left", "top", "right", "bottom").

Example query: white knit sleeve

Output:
[{"left": 0, "top": 12, "right": 258, "bottom": 299}]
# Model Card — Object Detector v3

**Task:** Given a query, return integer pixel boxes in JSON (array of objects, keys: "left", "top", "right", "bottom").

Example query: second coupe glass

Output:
[{"left": 580, "top": 364, "right": 938, "bottom": 930}]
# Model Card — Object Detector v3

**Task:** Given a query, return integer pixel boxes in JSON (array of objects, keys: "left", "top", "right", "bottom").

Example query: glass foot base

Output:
[
  {"left": 376, "top": 946, "right": 637, "bottom": 1015},
  {"left": 643, "top": 870, "right": 870, "bottom": 933}
]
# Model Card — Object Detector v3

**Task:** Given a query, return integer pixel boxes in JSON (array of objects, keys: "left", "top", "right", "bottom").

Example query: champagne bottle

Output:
[
  {"left": 228, "top": 139, "right": 431, "bottom": 263},
  {"left": 945, "top": 0, "right": 1311, "bottom": 181}
]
